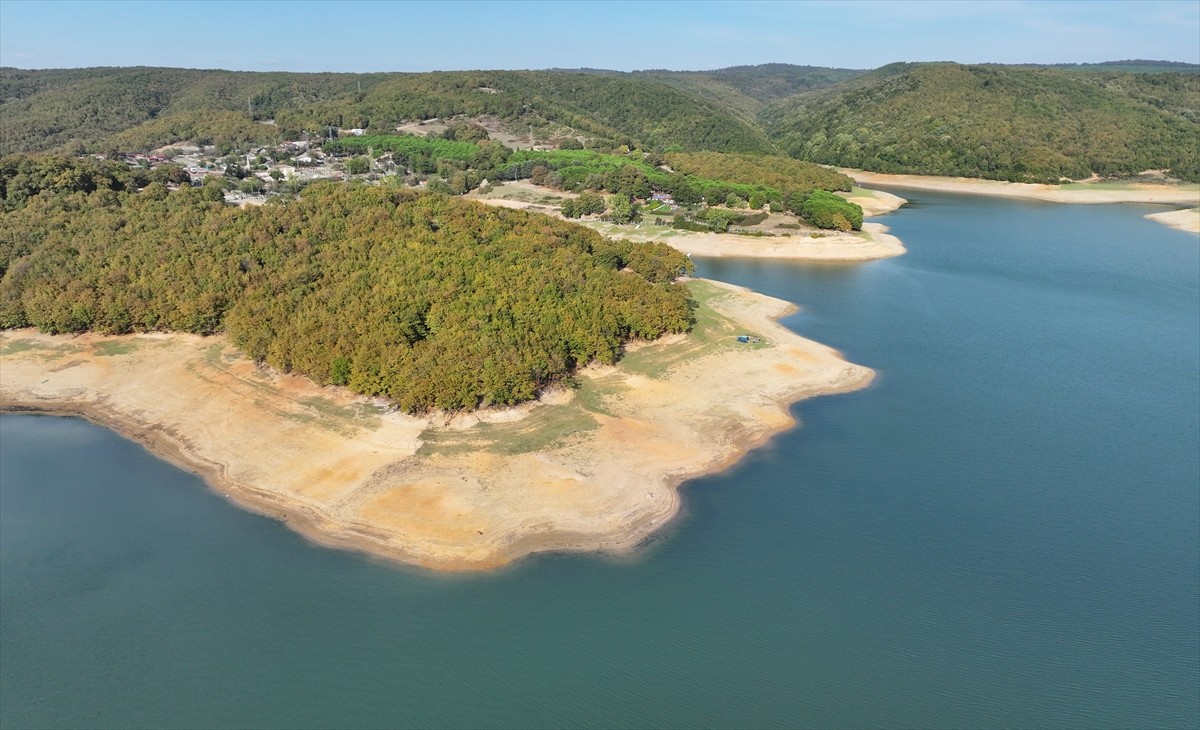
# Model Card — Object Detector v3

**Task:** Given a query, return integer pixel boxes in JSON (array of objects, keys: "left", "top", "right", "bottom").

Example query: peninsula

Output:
[
  {"left": 0, "top": 169, "right": 876, "bottom": 570},
  {"left": 0, "top": 279, "right": 871, "bottom": 571}
]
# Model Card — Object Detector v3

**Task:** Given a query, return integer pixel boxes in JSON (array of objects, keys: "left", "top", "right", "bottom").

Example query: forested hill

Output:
[
  {"left": 0, "top": 161, "right": 694, "bottom": 412},
  {"left": 3, "top": 61, "right": 1198, "bottom": 182},
  {"left": 0, "top": 67, "right": 774, "bottom": 156},
  {"left": 631, "top": 64, "right": 865, "bottom": 118},
  {"left": 760, "top": 62, "right": 1200, "bottom": 182}
]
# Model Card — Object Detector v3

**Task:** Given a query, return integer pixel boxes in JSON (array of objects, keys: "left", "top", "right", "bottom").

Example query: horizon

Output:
[
  {"left": 2, "top": 0, "right": 1198, "bottom": 73},
  {"left": 3, "top": 58, "right": 1200, "bottom": 77}
]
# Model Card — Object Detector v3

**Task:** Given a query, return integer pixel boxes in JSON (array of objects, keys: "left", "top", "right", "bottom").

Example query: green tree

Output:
[
  {"left": 799, "top": 190, "right": 863, "bottom": 230},
  {"left": 576, "top": 191, "right": 606, "bottom": 215},
  {"left": 330, "top": 356, "right": 352, "bottom": 386},
  {"left": 608, "top": 194, "right": 636, "bottom": 224}
]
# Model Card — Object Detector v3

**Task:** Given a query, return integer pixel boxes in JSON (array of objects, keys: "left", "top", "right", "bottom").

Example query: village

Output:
[
  {"left": 91, "top": 116, "right": 881, "bottom": 248},
  {"left": 108, "top": 118, "right": 563, "bottom": 205}
]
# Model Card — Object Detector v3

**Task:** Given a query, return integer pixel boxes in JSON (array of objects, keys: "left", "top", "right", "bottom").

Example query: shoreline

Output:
[
  {"left": 845, "top": 169, "right": 1200, "bottom": 235},
  {"left": 844, "top": 169, "right": 1200, "bottom": 204},
  {"left": 844, "top": 169, "right": 1200, "bottom": 233},
  {"left": 1144, "top": 207, "right": 1200, "bottom": 234},
  {"left": 607, "top": 221, "right": 906, "bottom": 261},
  {"left": 1, "top": 279, "right": 872, "bottom": 572},
  {"left": 469, "top": 182, "right": 909, "bottom": 261}
]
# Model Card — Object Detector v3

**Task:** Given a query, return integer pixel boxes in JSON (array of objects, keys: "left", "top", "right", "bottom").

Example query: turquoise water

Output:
[{"left": 2, "top": 191, "right": 1197, "bottom": 729}]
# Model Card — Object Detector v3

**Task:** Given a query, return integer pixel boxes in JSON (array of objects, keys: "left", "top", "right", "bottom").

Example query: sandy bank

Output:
[
  {"left": 614, "top": 222, "right": 905, "bottom": 261},
  {"left": 845, "top": 169, "right": 1200, "bottom": 206},
  {"left": 1, "top": 280, "right": 872, "bottom": 572},
  {"left": 841, "top": 187, "right": 907, "bottom": 217},
  {"left": 1144, "top": 207, "right": 1200, "bottom": 234},
  {"left": 469, "top": 183, "right": 908, "bottom": 261}
]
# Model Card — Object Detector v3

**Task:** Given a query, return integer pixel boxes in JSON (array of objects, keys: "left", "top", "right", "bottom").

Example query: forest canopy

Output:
[
  {"left": 3, "top": 62, "right": 1198, "bottom": 182},
  {"left": 0, "top": 160, "right": 695, "bottom": 412},
  {"left": 761, "top": 63, "right": 1200, "bottom": 183}
]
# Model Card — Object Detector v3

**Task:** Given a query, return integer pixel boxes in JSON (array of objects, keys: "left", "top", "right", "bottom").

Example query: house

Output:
[{"left": 649, "top": 191, "right": 679, "bottom": 210}]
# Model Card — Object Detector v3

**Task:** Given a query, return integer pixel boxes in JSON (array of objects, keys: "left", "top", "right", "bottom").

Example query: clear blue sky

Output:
[{"left": 2, "top": 0, "right": 1198, "bottom": 72}]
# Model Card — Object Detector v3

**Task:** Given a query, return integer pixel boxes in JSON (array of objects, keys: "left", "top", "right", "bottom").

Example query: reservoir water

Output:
[{"left": 2, "top": 191, "right": 1198, "bottom": 728}]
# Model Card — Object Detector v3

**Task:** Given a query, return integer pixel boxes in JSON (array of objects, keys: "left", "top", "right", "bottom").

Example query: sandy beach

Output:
[
  {"left": 1144, "top": 207, "right": 1200, "bottom": 234},
  {"left": 845, "top": 169, "right": 1200, "bottom": 219},
  {"left": 1, "top": 279, "right": 872, "bottom": 572},
  {"left": 841, "top": 187, "right": 907, "bottom": 217},
  {"left": 610, "top": 221, "right": 905, "bottom": 261}
]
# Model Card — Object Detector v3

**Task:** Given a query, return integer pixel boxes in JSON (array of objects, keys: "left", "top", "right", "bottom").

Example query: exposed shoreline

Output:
[
  {"left": 1, "top": 279, "right": 873, "bottom": 572},
  {"left": 844, "top": 169, "right": 1200, "bottom": 234},
  {"left": 470, "top": 182, "right": 909, "bottom": 261},
  {"left": 611, "top": 220, "right": 906, "bottom": 261},
  {"left": 1144, "top": 207, "right": 1200, "bottom": 234}
]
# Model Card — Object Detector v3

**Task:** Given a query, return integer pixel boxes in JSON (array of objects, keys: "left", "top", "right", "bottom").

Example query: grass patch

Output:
[
  {"left": 0, "top": 339, "right": 39, "bottom": 356},
  {"left": 0, "top": 338, "right": 85, "bottom": 359},
  {"left": 617, "top": 280, "right": 771, "bottom": 379},
  {"left": 203, "top": 343, "right": 225, "bottom": 367},
  {"left": 297, "top": 396, "right": 385, "bottom": 428},
  {"left": 256, "top": 396, "right": 383, "bottom": 436},
  {"left": 1057, "top": 181, "right": 1141, "bottom": 190},
  {"left": 573, "top": 374, "right": 627, "bottom": 417},
  {"left": 92, "top": 341, "right": 139, "bottom": 357},
  {"left": 418, "top": 401, "right": 598, "bottom": 457}
]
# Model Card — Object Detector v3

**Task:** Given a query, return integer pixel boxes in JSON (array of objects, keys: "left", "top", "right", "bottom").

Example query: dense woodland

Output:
[
  {"left": 0, "top": 68, "right": 773, "bottom": 157},
  {"left": 0, "top": 159, "right": 694, "bottom": 412},
  {"left": 3, "top": 61, "right": 1197, "bottom": 181},
  {"left": 761, "top": 63, "right": 1200, "bottom": 182}
]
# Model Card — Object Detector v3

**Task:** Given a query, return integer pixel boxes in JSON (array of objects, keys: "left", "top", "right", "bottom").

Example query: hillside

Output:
[
  {"left": 631, "top": 63, "right": 865, "bottom": 120},
  {"left": 760, "top": 62, "right": 1200, "bottom": 182},
  {"left": 0, "top": 67, "right": 774, "bottom": 156},
  {"left": 3, "top": 62, "right": 1197, "bottom": 183}
]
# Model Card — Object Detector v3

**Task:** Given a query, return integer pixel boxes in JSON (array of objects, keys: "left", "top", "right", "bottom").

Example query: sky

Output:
[{"left": 2, "top": 0, "right": 1198, "bottom": 73}]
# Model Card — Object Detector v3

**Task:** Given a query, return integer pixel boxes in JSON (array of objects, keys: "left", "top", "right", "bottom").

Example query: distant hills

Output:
[
  {"left": 760, "top": 62, "right": 1200, "bottom": 182},
  {"left": 3, "top": 61, "right": 1198, "bottom": 182}
]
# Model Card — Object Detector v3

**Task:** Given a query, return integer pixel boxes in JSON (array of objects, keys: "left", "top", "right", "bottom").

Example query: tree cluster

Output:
[
  {"left": 1, "top": 160, "right": 696, "bottom": 412},
  {"left": 560, "top": 192, "right": 606, "bottom": 218},
  {"left": 797, "top": 190, "right": 864, "bottom": 231}
]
